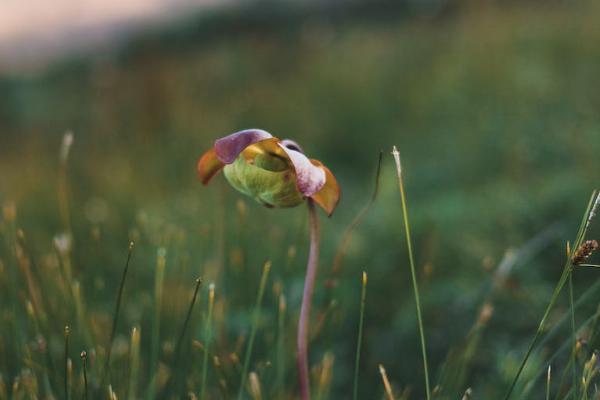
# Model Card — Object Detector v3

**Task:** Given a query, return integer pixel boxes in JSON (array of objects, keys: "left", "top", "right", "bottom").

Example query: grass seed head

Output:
[{"left": 572, "top": 240, "right": 599, "bottom": 265}]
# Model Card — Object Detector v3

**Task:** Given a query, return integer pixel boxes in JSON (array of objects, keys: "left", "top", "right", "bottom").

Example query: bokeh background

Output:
[{"left": 1, "top": 0, "right": 599, "bottom": 398}]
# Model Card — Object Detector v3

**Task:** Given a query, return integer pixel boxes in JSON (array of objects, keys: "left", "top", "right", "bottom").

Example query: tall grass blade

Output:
[
  {"left": 148, "top": 247, "right": 167, "bottom": 399},
  {"left": 81, "top": 351, "right": 88, "bottom": 400},
  {"left": 64, "top": 326, "right": 70, "bottom": 400},
  {"left": 276, "top": 294, "right": 286, "bottom": 397},
  {"left": 331, "top": 151, "right": 382, "bottom": 276},
  {"left": 546, "top": 365, "right": 551, "bottom": 400},
  {"left": 160, "top": 276, "right": 203, "bottom": 398},
  {"left": 391, "top": 146, "right": 431, "bottom": 400},
  {"left": 378, "top": 364, "right": 395, "bottom": 400},
  {"left": 102, "top": 241, "right": 135, "bottom": 388},
  {"left": 200, "top": 283, "right": 215, "bottom": 400},
  {"left": 128, "top": 327, "right": 141, "bottom": 400},
  {"left": 504, "top": 190, "right": 598, "bottom": 400},
  {"left": 568, "top": 274, "right": 577, "bottom": 397},
  {"left": 353, "top": 272, "right": 367, "bottom": 400},
  {"left": 238, "top": 261, "right": 271, "bottom": 400}
]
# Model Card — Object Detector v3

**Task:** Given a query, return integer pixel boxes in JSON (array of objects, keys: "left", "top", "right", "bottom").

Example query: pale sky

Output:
[{"left": 0, "top": 0, "right": 224, "bottom": 70}]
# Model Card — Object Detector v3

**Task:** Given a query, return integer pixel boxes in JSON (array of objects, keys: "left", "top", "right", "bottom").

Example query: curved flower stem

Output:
[{"left": 298, "top": 199, "right": 320, "bottom": 400}]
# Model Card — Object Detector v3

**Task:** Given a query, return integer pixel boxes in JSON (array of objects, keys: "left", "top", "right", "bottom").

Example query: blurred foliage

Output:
[{"left": 0, "top": 0, "right": 600, "bottom": 398}]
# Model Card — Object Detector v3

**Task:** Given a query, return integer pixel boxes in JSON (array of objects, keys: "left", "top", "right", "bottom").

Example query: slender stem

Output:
[
  {"left": 238, "top": 261, "right": 271, "bottom": 400},
  {"left": 201, "top": 283, "right": 215, "bottom": 400},
  {"left": 546, "top": 365, "right": 551, "bottom": 400},
  {"left": 392, "top": 146, "right": 431, "bottom": 400},
  {"left": 81, "top": 351, "right": 88, "bottom": 400},
  {"left": 102, "top": 241, "right": 134, "bottom": 388},
  {"left": 128, "top": 327, "right": 141, "bottom": 400},
  {"left": 297, "top": 200, "right": 320, "bottom": 400},
  {"left": 64, "top": 326, "right": 70, "bottom": 400},
  {"left": 277, "top": 294, "right": 287, "bottom": 396},
  {"left": 147, "top": 248, "right": 166, "bottom": 399},
  {"left": 159, "top": 277, "right": 203, "bottom": 398},
  {"left": 569, "top": 274, "right": 577, "bottom": 397},
  {"left": 504, "top": 191, "right": 598, "bottom": 400},
  {"left": 378, "top": 365, "right": 395, "bottom": 400},
  {"left": 353, "top": 272, "right": 368, "bottom": 400},
  {"left": 504, "top": 264, "right": 571, "bottom": 400},
  {"left": 331, "top": 151, "right": 382, "bottom": 276}
]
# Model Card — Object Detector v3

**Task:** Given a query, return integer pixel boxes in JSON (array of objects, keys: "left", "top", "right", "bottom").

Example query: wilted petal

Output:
[
  {"left": 215, "top": 129, "right": 273, "bottom": 164},
  {"left": 278, "top": 144, "right": 325, "bottom": 197},
  {"left": 197, "top": 147, "right": 225, "bottom": 185},
  {"left": 309, "top": 160, "right": 340, "bottom": 216}
]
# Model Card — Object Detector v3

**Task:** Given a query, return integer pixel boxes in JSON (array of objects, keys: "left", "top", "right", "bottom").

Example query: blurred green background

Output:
[{"left": 1, "top": 0, "right": 599, "bottom": 398}]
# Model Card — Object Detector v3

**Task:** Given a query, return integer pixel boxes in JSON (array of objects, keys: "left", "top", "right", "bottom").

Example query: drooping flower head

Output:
[{"left": 198, "top": 129, "right": 340, "bottom": 215}]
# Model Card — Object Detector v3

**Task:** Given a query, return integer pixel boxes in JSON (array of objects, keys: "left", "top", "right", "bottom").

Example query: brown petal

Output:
[
  {"left": 310, "top": 160, "right": 340, "bottom": 216},
  {"left": 278, "top": 144, "right": 326, "bottom": 197},
  {"left": 214, "top": 129, "right": 273, "bottom": 164},
  {"left": 197, "top": 147, "right": 225, "bottom": 185}
]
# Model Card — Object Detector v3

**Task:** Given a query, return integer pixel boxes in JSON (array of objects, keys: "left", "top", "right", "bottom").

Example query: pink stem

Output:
[{"left": 297, "top": 199, "right": 320, "bottom": 400}]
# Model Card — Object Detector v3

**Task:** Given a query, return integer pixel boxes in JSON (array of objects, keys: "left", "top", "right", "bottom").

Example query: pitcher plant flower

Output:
[
  {"left": 197, "top": 129, "right": 340, "bottom": 399},
  {"left": 198, "top": 129, "right": 339, "bottom": 215}
]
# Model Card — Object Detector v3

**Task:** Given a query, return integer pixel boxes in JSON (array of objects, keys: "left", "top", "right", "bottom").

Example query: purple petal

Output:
[
  {"left": 278, "top": 143, "right": 326, "bottom": 197},
  {"left": 214, "top": 129, "right": 273, "bottom": 164}
]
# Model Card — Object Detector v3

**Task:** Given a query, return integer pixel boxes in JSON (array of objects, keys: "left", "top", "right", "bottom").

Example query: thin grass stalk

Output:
[
  {"left": 200, "top": 283, "right": 215, "bottom": 400},
  {"left": 64, "top": 326, "right": 70, "bottom": 400},
  {"left": 238, "top": 261, "right": 271, "bottom": 400},
  {"left": 568, "top": 274, "right": 577, "bottom": 397},
  {"left": 3, "top": 202, "right": 23, "bottom": 378},
  {"left": 128, "top": 327, "right": 141, "bottom": 400},
  {"left": 81, "top": 351, "right": 88, "bottom": 400},
  {"left": 160, "top": 277, "right": 203, "bottom": 398},
  {"left": 523, "top": 303, "right": 600, "bottom": 392},
  {"left": 353, "top": 272, "right": 367, "bottom": 400},
  {"left": 276, "top": 294, "right": 286, "bottom": 398},
  {"left": 297, "top": 200, "right": 320, "bottom": 400},
  {"left": 331, "top": 151, "right": 382, "bottom": 276},
  {"left": 25, "top": 299, "right": 57, "bottom": 397},
  {"left": 58, "top": 132, "right": 73, "bottom": 234},
  {"left": 315, "top": 352, "right": 334, "bottom": 400},
  {"left": 392, "top": 146, "right": 431, "bottom": 400},
  {"left": 147, "top": 248, "right": 166, "bottom": 399},
  {"left": 546, "top": 365, "right": 551, "bottom": 400},
  {"left": 378, "top": 365, "right": 395, "bottom": 400},
  {"left": 504, "top": 190, "right": 598, "bottom": 400},
  {"left": 102, "top": 241, "right": 134, "bottom": 388}
]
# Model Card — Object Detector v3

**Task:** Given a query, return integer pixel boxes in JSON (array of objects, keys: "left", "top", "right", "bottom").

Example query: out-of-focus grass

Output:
[{"left": 1, "top": 1, "right": 600, "bottom": 398}]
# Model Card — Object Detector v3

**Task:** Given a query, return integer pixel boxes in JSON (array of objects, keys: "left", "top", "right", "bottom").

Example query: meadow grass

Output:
[{"left": 1, "top": 3, "right": 600, "bottom": 398}]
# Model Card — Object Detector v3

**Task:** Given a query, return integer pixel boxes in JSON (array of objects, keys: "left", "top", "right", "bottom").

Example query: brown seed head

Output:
[{"left": 572, "top": 240, "right": 599, "bottom": 265}]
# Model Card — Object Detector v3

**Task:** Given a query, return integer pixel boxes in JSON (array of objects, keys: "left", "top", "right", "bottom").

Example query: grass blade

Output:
[
  {"left": 276, "top": 293, "right": 286, "bottom": 397},
  {"left": 238, "top": 261, "right": 271, "bottom": 400},
  {"left": 148, "top": 247, "right": 167, "bottom": 399},
  {"left": 128, "top": 327, "right": 141, "bottom": 400},
  {"left": 64, "top": 325, "right": 70, "bottom": 400},
  {"left": 200, "top": 283, "right": 215, "bottom": 400},
  {"left": 546, "top": 365, "right": 551, "bottom": 400},
  {"left": 392, "top": 146, "right": 431, "bottom": 400},
  {"left": 353, "top": 272, "right": 367, "bottom": 400},
  {"left": 81, "top": 351, "right": 88, "bottom": 400},
  {"left": 102, "top": 241, "right": 135, "bottom": 389},
  {"left": 331, "top": 151, "right": 382, "bottom": 276},
  {"left": 504, "top": 190, "right": 598, "bottom": 399},
  {"left": 379, "top": 364, "right": 395, "bottom": 400}
]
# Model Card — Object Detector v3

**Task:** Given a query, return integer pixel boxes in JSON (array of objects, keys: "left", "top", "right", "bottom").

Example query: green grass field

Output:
[{"left": 1, "top": 1, "right": 600, "bottom": 399}]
